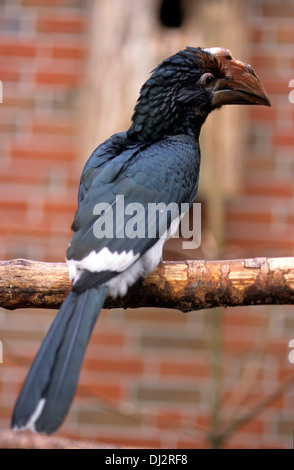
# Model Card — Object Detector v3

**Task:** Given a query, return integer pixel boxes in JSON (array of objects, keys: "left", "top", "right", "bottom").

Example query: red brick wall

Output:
[
  {"left": 221, "top": 0, "right": 294, "bottom": 449},
  {"left": 0, "top": 0, "right": 88, "bottom": 263},
  {"left": 226, "top": 2, "right": 294, "bottom": 260},
  {"left": 1, "top": 0, "right": 294, "bottom": 450}
]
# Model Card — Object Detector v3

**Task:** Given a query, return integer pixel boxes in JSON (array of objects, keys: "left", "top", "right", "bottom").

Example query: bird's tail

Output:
[{"left": 11, "top": 285, "right": 108, "bottom": 434}]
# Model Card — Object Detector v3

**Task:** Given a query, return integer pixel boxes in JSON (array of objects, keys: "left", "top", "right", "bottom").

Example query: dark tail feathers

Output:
[{"left": 11, "top": 285, "right": 108, "bottom": 434}]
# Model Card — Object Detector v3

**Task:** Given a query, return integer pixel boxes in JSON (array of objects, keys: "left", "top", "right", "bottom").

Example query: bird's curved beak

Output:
[{"left": 208, "top": 47, "right": 271, "bottom": 108}]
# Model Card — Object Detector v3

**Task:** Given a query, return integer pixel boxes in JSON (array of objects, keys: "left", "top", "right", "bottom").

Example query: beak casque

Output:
[{"left": 206, "top": 47, "right": 271, "bottom": 108}]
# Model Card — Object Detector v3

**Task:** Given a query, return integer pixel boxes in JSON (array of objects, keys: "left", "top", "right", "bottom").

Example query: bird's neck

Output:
[
  {"left": 128, "top": 104, "right": 207, "bottom": 143},
  {"left": 171, "top": 108, "right": 208, "bottom": 140}
]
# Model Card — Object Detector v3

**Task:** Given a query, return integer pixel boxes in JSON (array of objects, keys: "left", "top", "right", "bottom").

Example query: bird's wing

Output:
[
  {"left": 67, "top": 133, "right": 200, "bottom": 292},
  {"left": 77, "top": 131, "right": 130, "bottom": 204}
]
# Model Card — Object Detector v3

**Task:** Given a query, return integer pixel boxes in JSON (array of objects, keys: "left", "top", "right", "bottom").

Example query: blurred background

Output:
[{"left": 1, "top": 0, "right": 294, "bottom": 449}]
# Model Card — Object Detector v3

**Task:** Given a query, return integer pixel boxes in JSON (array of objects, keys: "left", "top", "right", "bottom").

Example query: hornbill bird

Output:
[{"left": 12, "top": 47, "right": 270, "bottom": 434}]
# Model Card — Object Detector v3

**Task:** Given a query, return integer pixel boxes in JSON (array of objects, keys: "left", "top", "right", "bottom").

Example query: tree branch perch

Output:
[{"left": 1, "top": 257, "right": 294, "bottom": 311}]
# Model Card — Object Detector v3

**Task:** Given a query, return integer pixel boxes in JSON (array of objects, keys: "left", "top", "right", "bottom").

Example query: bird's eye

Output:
[{"left": 199, "top": 73, "right": 215, "bottom": 87}]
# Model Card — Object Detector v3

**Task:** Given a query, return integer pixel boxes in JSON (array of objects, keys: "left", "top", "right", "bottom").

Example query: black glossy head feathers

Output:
[{"left": 128, "top": 46, "right": 270, "bottom": 142}]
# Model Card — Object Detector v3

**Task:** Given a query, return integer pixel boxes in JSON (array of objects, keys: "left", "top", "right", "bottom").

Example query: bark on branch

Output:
[{"left": 1, "top": 257, "right": 294, "bottom": 312}]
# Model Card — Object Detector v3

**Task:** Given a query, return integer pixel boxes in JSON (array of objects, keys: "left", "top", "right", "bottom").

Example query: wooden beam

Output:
[{"left": 1, "top": 258, "right": 294, "bottom": 312}]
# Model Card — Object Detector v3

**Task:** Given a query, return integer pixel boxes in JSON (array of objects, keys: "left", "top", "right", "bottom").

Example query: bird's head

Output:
[{"left": 128, "top": 46, "right": 270, "bottom": 142}]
